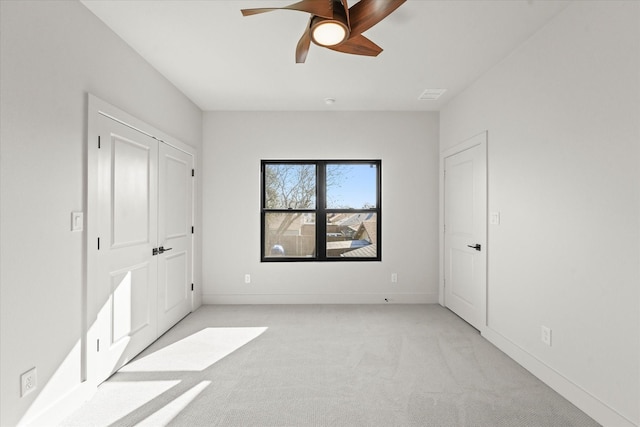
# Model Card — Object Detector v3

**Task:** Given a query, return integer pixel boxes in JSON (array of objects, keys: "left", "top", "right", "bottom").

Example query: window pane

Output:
[
  {"left": 326, "top": 163, "right": 377, "bottom": 209},
  {"left": 264, "top": 212, "right": 316, "bottom": 258},
  {"left": 264, "top": 164, "right": 316, "bottom": 209},
  {"left": 326, "top": 213, "right": 377, "bottom": 258}
]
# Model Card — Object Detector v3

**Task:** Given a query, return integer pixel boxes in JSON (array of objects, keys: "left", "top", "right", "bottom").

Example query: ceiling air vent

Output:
[{"left": 418, "top": 89, "right": 447, "bottom": 101}]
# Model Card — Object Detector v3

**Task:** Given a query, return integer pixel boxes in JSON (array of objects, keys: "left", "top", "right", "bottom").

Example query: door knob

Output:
[
  {"left": 158, "top": 246, "right": 173, "bottom": 254},
  {"left": 467, "top": 244, "right": 481, "bottom": 251}
]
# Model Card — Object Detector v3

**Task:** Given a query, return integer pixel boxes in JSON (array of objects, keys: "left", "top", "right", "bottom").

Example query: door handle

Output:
[
  {"left": 158, "top": 246, "right": 173, "bottom": 254},
  {"left": 467, "top": 244, "right": 481, "bottom": 251}
]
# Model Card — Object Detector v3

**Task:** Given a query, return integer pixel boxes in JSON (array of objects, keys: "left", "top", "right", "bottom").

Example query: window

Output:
[{"left": 261, "top": 160, "right": 381, "bottom": 262}]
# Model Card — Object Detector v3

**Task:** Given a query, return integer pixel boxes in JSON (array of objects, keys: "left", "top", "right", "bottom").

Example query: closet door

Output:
[
  {"left": 157, "top": 143, "right": 193, "bottom": 335},
  {"left": 96, "top": 114, "right": 159, "bottom": 383}
]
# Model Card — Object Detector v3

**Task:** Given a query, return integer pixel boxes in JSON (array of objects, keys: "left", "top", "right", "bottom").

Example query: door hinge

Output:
[
  {"left": 97, "top": 237, "right": 100, "bottom": 250},
  {"left": 191, "top": 226, "right": 194, "bottom": 234},
  {"left": 191, "top": 283, "right": 194, "bottom": 291},
  {"left": 98, "top": 136, "right": 101, "bottom": 149},
  {"left": 97, "top": 339, "right": 100, "bottom": 352},
  {"left": 192, "top": 169, "right": 195, "bottom": 177}
]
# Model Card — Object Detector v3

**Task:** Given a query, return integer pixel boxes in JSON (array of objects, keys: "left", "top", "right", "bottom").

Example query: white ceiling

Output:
[{"left": 80, "top": 0, "right": 570, "bottom": 112}]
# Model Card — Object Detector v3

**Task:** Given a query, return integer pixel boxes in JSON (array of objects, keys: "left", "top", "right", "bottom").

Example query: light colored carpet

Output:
[{"left": 62, "top": 305, "right": 599, "bottom": 427}]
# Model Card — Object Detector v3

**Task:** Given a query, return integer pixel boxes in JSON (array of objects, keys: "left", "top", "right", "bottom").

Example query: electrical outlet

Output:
[
  {"left": 21, "top": 367, "right": 37, "bottom": 397},
  {"left": 244, "top": 274, "right": 251, "bottom": 284},
  {"left": 541, "top": 326, "right": 552, "bottom": 346},
  {"left": 391, "top": 273, "right": 398, "bottom": 283}
]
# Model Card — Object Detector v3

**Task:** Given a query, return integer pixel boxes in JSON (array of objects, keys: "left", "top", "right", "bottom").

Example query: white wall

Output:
[
  {"left": 440, "top": 2, "right": 639, "bottom": 426},
  {"left": 0, "top": 1, "right": 202, "bottom": 425},
  {"left": 202, "top": 112, "right": 439, "bottom": 304}
]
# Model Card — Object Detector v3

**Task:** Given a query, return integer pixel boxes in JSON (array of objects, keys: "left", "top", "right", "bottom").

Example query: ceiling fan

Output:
[{"left": 241, "top": 0, "right": 406, "bottom": 63}]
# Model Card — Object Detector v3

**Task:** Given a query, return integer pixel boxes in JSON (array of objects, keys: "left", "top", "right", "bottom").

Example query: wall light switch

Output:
[
  {"left": 490, "top": 211, "right": 500, "bottom": 225},
  {"left": 71, "top": 212, "right": 83, "bottom": 232}
]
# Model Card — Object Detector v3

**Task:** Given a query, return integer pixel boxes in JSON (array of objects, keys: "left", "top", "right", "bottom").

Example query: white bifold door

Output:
[{"left": 95, "top": 113, "right": 193, "bottom": 383}]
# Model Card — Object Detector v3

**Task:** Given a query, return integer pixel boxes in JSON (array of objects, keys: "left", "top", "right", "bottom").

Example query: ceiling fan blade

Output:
[
  {"left": 340, "top": 0, "right": 350, "bottom": 29},
  {"left": 326, "top": 34, "right": 382, "bottom": 57},
  {"left": 296, "top": 20, "right": 312, "bottom": 63},
  {"left": 241, "top": 0, "right": 334, "bottom": 19},
  {"left": 347, "top": 0, "right": 405, "bottom": 36}
]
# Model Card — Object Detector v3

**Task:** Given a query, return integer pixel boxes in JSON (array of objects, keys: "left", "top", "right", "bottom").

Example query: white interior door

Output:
[
  {"left": 96, "top": 114, "right": 159, "bottom": 382},
  {"left": 89, "top": 97, "right": 196, "bottom": 385},
  {"left": 444, "top": 138, "right": 487, "bottom": 330},
  {"left": 157, "top": 143, "right": 193, "bottom": 335}
]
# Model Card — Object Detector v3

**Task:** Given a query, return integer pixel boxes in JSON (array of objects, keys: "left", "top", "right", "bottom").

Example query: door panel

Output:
[
  {"left": 157, "top": 143, "right": 193, "bottom": 335},
  {"left": 97, "top": 114, "right": 158, "bottom": 383},
  {"left": 163, "top": 251, "right": 189, "bottom": 311},
  {"left": 110, "top": 263, "right": 152, "bottom": 343},
  {"left": 449, "top": 248, "right": 475, "bottom": 304},
  {"left": 447, "top": 160, "right": 474, "bottom": 234},
  {"left": 164, "top": 155, "right": 189, "bottom": 238},
  {"left": 444, "top": 139, "right": 486, "bottom": 330},
  {"left": 111, "top": 137, "right": 152, "bottom": 248}
]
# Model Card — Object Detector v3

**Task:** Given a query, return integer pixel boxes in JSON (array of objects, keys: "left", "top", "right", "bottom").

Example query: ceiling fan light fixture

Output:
[
  {"left": 310, "top": 2, "right": 350, "bottom": 48},
  {"left": 311, "top": 20, "right": 348, "bottom": 46}
]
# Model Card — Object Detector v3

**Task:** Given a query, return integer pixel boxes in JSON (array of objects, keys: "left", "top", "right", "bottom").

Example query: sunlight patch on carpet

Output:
[{"left": 119, "top": 327, "right": 268, "bottom": 372}]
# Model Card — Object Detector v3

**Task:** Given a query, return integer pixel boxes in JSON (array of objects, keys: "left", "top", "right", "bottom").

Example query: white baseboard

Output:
[
  {"left": 202, "top": 292, "right": 439, "bottom": 305},
  {"left": 482, "top": 327, "right": 637, "bottom": 427}
]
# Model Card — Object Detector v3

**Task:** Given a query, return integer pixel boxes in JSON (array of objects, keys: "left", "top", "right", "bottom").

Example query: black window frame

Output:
[{"left": 261, "top": 159, "right": 382, "bottom": 262}]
